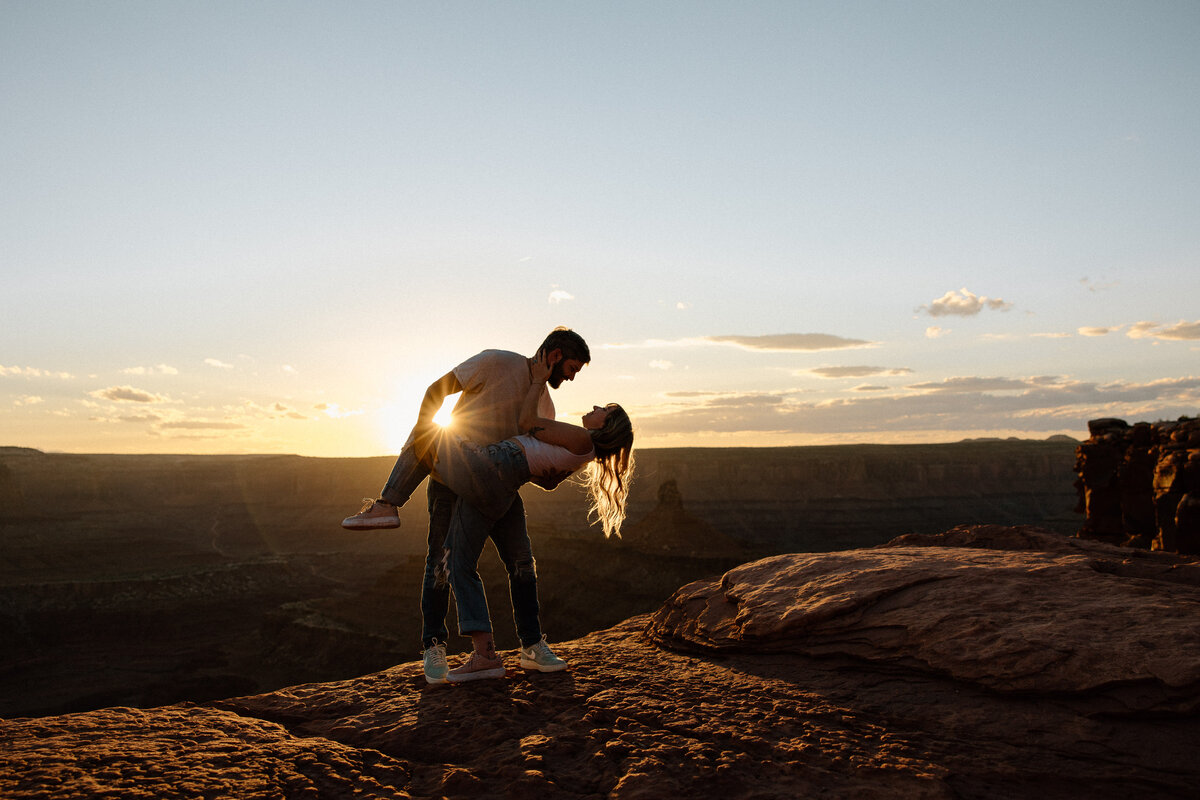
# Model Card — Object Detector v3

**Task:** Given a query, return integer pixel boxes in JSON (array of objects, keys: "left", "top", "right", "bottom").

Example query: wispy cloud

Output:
[
  {"left": 205, "top": 358, "right": 235, "bottom": 369},
  {"left": 810, "top": 366, "right": 913, "bottom": 379},
  {"left": 314, "top": 402, "right": 363, "bottom": 419},
  {"left": 88, "top": 385, "right": 168, "bottom": 403},
  {"left": 1078, "top": 326, "right": 1120, "bottom": 337},
  {"left": 0, "top": 365, "right": 74, "bottom": 379},
  {"left": 649, "top": 360, "right": 673, "bottom": 370},
  {"left": 1080, "top": 276, "right": 1118, "bottom": 293},
  {"left": 1127, "top": 320, "right": 1200, "bottom": 341},
  {"left": 158, "top": 420, "right": 247, "bottom": 430},
  {"left": 925, "top": 326, "right": 949, "bottom": 339},
  {"left": 706, "top": 333, "right": 876, "bottom": 351},
  {"left": 121, "top": 364, "right": 178, "bottom": 375},
  {"left": 907, "top": 376, "right": 1030, "bottom": 393},
  {"left": 118, "top": 413, "right": 162, "bottom": 423},
  {"left": 548, "top": 289, "right": 574, "bottom": 304},
  {"left": 604, "top": 333, "right": 877, "bottom": 351},
  {"left": 918, "top": 288, "right": 1012, "bottom": 317},
  {"left": 635, "top": 374, "right": 1200, "bottom": 438}
]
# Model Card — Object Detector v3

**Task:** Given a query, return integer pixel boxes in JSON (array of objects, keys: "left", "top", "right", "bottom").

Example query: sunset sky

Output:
[{"left": 3, "top": 1, "right": 1198, "bottom": 457}]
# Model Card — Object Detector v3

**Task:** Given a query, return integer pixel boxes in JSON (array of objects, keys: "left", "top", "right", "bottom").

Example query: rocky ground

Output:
[{"left": 3, "top": 525, "right": 1198, "bottom": 799}]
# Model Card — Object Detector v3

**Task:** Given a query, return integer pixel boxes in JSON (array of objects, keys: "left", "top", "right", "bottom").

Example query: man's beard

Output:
[{"left": 547, "top": 362, "right": 566, "bottom": 389}]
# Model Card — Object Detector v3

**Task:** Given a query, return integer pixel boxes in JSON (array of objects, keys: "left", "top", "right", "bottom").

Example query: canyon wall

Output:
[
  {"left": 1074, "top": 417, "right": 1200, "bottom": 553},
  {"left": 0, "top": 440, "right": 1079, "bottom": 717}
]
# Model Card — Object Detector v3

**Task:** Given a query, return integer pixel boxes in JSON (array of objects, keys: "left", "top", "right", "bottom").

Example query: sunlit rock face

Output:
[
  {"left": 4, "top": 525, "right": 1198, "bottom": 800},
  {"left": 1074, "top": 416, "right": 1200, "bottom": 552}
]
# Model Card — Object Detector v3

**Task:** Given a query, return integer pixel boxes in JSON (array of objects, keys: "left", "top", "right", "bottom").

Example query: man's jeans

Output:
[
  {"left": 445, "top": 441, "right": 542, "bottom": 647},
  {"left": 382, "top": 432, "right": 540, "bottom": 648}
]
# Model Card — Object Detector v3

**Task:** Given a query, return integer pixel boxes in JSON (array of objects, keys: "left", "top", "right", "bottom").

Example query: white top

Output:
[{"left": 511, "top": 434, "right": 594, "bottom": 478}]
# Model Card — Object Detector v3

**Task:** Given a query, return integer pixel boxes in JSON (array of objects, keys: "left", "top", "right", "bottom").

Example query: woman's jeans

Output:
[{"left": 444, "top": 441, "right": 542, "bottom": 646}]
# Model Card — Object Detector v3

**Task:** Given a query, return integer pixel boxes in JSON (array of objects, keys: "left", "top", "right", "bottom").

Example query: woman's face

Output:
[{"left": 581, "top": 405, "right": 610, "bottom": 430}]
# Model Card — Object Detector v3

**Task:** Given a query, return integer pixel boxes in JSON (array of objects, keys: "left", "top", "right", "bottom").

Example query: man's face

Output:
[{"left": 548, "top": 357, "right": 586, "bottom": 389}]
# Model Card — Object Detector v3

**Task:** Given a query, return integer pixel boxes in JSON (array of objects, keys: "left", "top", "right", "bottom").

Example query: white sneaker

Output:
[
  {"left": 519, "top": 637, "right": 568, "bottom": 672},
  {"left": 423, "top": 642, "right": 449, "bottom": 685},
  {"left": 341, "top": 499, "right": 400, "bottom": 530}
]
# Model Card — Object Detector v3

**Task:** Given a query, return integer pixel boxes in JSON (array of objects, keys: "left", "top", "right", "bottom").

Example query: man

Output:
[{"left": 342, "top": 327, "right": 590, "bottom": 684}]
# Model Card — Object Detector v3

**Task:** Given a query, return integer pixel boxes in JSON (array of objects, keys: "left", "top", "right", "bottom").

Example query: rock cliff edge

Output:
[{"left": 3, "top": 525, "right": 1198, "bottom": 799}]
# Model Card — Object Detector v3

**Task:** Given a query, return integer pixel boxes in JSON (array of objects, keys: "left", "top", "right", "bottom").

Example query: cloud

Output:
[
  {"left": 1127, "top": 320, "right": 1200, "bottom": 341},
  {"left": 14, "top": 395, "right": 44, "bottom": 406},
  {"left": 282, "top": 365, "right": 298, "bottom": 375},
  {"left": 1080, "top": 277, "right": 1118, "bottom": 293},
  {"left": 89, "top": 385, "right": 167, "bottom": 403},
  {"left": 918, "top": 288, "right": 1013, "bottom": 317},
  {"left": 205, "top": 358, "right": 235, "bottom": 369},
  {"left": 649, "top": 360, "right": 673, "bottom": 370},
  {"left": 1078, "top": 326, "right": 1119, "bottom": 337},
  {"left": 548, "top": 289, "right": 574, "bottom": 304},
  {"left": 603, "top": 333, "right": 877, "bottom": 352},
  {"left": 118, "top": 413, "right": 162, "bottom": 423},
  {"left": 853, "top": 385, "right": 888, "bottom": 392},
  {"left": 315, "top": 402, "right": 363, "bottom": 419},
  {"left": 676, "top": 301, "right": 691, "bottom": 310},
  {"left": 705, "top": 333, "right": 876, "bottom": 351},
  {"left": 907, "top": 377, "right": 1030, "bottom": 393},
  {"left": 636, "top": 374, "right": 1200, "bottom": 439},
  {"left": 157, "top": 420, "right": 247, "bottom": 430},
  {"left": 810, "top": 366, "right": 913, "bottom": 379},
  {"left": 121, "top": 364, "right": 178, "bottom": 375},
  {"left": 925, "top": 326, "right": 949, "bottom": 339},
  {"left": 0, "top": 364, "right": 74, "bottom": 379}
]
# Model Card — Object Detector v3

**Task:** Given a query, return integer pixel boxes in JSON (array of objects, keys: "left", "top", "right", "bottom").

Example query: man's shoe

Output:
[
  {"left": 519, "top": 637, "right": 568, "bottom": 672},
  {"left": 423, "top": 642, "right": 449, "bottom": 685},
  {"left": 447, "top": 651, "right": 505, "bottom": 683},
  {"left": 341, "top": 499, "right": 400, "bottom": 530}
]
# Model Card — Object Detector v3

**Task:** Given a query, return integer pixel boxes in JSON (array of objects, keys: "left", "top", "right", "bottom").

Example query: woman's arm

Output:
[{"left": 520, "top": 355, "right": 593, "bottom": 456}]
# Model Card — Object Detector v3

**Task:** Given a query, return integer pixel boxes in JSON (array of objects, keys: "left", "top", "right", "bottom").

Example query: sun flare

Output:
[{"left": 433, "top": 394, "right": 457, "bottom": 428}]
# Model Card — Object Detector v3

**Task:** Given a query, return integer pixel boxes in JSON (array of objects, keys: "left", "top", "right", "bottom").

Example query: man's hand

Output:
[{"left": 529, "top": 469, "right": 572, "bottom": 491}]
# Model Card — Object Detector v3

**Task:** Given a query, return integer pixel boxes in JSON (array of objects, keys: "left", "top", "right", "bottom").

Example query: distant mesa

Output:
[{"left": 618, "top": 479, "right": 743, "bottom": 558}]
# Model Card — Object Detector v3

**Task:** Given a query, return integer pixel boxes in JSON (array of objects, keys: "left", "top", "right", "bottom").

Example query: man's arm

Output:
[{"left": 411, "top": 371, "right": 462, "bottom": 467}]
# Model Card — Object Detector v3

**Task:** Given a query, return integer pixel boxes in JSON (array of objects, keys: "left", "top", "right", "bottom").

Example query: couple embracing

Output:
[{"left": 341, "top": 328, "right": 635, "bottom": 684}]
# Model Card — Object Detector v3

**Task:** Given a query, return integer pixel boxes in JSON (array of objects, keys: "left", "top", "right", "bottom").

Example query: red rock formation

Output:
[
  {"left": 4, "top": 525, "right": 1199, "bottom": 798},
  {"left": 1075, "top": 416, "right": 1200, "bottom": 552}
]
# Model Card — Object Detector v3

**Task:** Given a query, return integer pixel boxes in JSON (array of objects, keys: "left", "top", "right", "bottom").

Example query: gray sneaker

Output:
[
  {"left": 519, "top": 637, "right": 568, "bottom": 672},
  {"left": 447, "top": 651, "right": 506, "bottom": 683},
  {"left": 423, "top": 641, "right": 449, "bottom": 685},
  {"left": 342, "top": 498, "right": 400, "bottom": 530}
]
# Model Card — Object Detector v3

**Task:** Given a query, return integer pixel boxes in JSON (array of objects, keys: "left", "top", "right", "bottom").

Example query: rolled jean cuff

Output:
[{"left": 457, "top": 616, "right": 493, "bottom": 635}]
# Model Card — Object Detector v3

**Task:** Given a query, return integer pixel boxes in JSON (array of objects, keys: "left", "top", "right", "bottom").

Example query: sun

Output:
[{"left": 432, "top": 394, "right": 457, "bottom": 427}]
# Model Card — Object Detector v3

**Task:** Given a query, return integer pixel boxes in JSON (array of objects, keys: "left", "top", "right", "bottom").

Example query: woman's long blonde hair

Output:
[{"left": 583, "top": 403, "right": 635, "bottom": 538}]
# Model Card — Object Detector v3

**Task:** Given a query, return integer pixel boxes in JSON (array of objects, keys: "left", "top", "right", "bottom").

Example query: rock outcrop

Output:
[
  {"left": 1074, "top": 416, "right": 1200, "bottom": 552},
  {"left": 4, "top": 525, "right": 1198, "bottom": 799}
]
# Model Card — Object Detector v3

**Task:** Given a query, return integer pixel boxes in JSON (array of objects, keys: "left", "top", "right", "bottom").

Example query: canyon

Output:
[{"left": 0, "top": 440, "right": 1079, "bottom": 718}]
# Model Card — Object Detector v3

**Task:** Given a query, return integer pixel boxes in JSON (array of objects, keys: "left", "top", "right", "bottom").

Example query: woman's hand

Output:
[{"left": 530, "top": 351, "right": 554, "bottom": 384}]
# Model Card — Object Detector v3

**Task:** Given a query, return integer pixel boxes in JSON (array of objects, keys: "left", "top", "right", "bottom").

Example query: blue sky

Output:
[{"left": 3, "top": 1, "right": 1198, "bottom": 456}]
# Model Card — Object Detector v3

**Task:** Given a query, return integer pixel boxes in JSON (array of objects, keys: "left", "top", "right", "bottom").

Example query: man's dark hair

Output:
[{"left": 538, "top": 327, "right": 590, "bottom": 364}]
